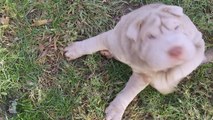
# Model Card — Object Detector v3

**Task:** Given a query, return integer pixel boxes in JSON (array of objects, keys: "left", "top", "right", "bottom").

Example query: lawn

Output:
[{"left": 0, "top": 0, "right": 213, "bottom": 120}]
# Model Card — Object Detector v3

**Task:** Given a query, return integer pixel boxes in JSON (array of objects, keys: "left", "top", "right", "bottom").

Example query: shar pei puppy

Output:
[{"left": 64, "top": 3, "right": 205, "bottom": 120}]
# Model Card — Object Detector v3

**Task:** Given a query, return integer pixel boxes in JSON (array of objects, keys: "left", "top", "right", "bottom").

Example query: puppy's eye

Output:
[
  {"left": 147, "top": 34, "right": 156, "bottom": 39},
  {"left": 175, "top": 25, "right": 179, "bottom": 30}
]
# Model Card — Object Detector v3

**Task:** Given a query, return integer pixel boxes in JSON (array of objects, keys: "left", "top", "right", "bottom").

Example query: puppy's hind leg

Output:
[
  {"left": 100, "top": 50, "right": 113, "bottom": 59},
  {"left": 64, "top": 31, "right": 111, "bottom": 60}
]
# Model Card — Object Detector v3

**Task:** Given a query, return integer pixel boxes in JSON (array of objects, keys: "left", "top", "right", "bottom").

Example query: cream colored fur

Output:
[{"left": 64, "top": 3, "right": 205, "bottom": 120}]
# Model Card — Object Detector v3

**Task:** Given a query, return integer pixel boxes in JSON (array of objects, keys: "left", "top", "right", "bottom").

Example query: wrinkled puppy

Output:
[{"left": 64, "top": 3, "right": 205, "bottom": 120}]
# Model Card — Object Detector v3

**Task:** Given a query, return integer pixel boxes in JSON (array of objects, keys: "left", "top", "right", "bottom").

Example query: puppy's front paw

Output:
[
  {"left": 64, "top": 42, "right": 84, "bottom": 60},
  {"left": 105, "top": 103, "right": 124, "bottom": 120}
]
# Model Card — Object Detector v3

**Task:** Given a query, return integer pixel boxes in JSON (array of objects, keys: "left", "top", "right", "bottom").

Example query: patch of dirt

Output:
[
  {"left": 26, "top": 8, "right": 43, "bottom": 21},
  {"left": 34, "top": 33, "right": 66, "bottom": 88},
  {"left": 112, "top": 2, "right": 143, "bottom": 23}
]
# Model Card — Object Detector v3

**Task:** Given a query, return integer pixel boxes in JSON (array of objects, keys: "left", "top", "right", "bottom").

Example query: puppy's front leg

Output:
[
  {"left": 105, "top": 73, "right": 150, "bottom": 120},
  {"left": 64, "top": 31, "right": 111, "bottom": 60}
]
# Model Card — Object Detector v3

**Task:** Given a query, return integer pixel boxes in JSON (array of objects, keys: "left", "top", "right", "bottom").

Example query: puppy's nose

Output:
[{"left": 168, "top": 46, "right": 182, "bottom": 58}]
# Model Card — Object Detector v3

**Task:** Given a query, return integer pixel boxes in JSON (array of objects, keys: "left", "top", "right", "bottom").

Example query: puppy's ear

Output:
[
  {"left": 126, "top": 19, "right": 144, "bottom": 41},
  {"left": 162, "top": 5, "right": 183, "bottom": 17}
]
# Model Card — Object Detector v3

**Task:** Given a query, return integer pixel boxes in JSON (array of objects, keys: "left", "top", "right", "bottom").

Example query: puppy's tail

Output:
[{"left": 202, "top": 48, "right": 213, "bottom": 64}]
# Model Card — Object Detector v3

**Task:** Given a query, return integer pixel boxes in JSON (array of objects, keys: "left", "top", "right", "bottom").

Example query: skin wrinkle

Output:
[
  {"left": 157, "top": 14, "right": 168, "bottom": 33},
  {"left": 137, "top": 15, "right": 149, "bottom": 41},
  {"left": 161, "top": 19, "right": 170, "bottom": 31},
  {"left": 157, "top": 12, "right": 183, "bottom": 32},
  {"left": 163, "top": 8, "right": 182, "bottom": 17},
  {"left": 159, "top": 24, "right": 164, "bottom": 34},
  {"left": 165, "top": 68, "right": 174, "bottom": 84},
  {"left": 161, "top": 7, "right": 183, "bottom": 17},
  {"left": 138, "top": 73, "right": 151, "bottom": 83},
  {"left": 118, "top": 22, "right": 133, "bottom": 61}
]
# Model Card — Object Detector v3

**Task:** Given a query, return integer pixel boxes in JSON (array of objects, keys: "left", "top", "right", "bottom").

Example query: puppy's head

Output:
[{"left": 127, "top": 4, "right": 205, "bottom": 72}]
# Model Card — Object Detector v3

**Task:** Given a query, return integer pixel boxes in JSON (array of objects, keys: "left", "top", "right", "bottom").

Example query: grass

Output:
[{"left": 0, "top": 0, "right": 212, "bottom": 119}]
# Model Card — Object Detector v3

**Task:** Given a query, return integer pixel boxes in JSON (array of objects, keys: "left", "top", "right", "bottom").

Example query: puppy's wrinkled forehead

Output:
[
  {"left": 159, "top": 5, "right": 183, "bottom": 29},
  {"left": 159, "top": 5, "right": 183, "bottom": 17},
  {"left": 125, "top": 4, "right": 188, "bottom": 41},
  {"left": 145, "top": 5, "right": 184, "bottom": 33}
]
